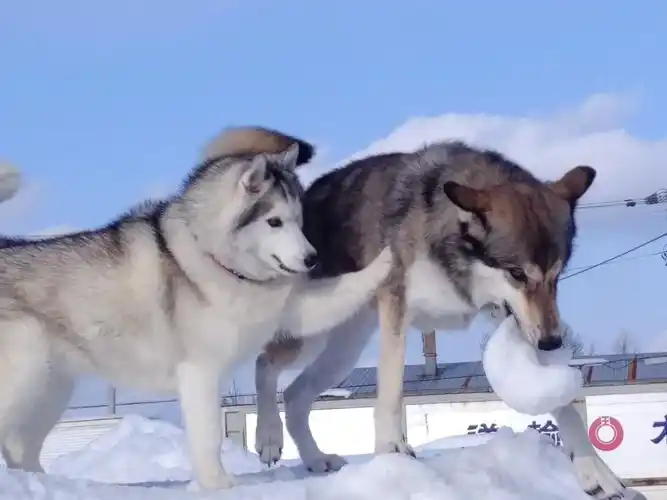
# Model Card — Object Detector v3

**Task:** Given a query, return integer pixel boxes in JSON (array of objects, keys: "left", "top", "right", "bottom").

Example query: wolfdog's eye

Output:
[
  {"left": 508, "top": 267, "right": 527, "bottom": 283},
  {"left": 267, "top": 217, "right": 283, "bottom": 228}
]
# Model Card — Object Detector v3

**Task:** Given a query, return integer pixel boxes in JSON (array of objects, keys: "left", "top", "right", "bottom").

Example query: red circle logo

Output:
[{"left": 588, "top": 416, "right": 624, "bottom": 451}]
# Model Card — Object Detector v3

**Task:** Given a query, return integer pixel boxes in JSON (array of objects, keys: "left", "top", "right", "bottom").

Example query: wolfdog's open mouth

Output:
[{"left": 272, "top": 255, "right": 299, "bottom": 274}]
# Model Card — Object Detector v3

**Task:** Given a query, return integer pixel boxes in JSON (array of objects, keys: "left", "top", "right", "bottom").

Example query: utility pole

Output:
[
  {"left": 106, "top": 384, "right": 117, "bottom": 415},
  {"left": 625, "top": 188, "right": 667, "bottom": 269},
  {"left": 644, "top": 188, "right": 667, "bottom": 268},
  {"left": 643, "top": 188, "right": 667, "bottom": 207},
  {"left": 422, "top": 330, "right": 437, "bottom": 376}
]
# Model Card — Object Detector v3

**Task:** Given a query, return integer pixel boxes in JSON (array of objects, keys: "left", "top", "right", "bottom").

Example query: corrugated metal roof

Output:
[
  {"left": 217, "top": 352, "right": 667, "bottom": 407},
  {"left": 332, "top": 352, "right": 667, "bottom": 400}
]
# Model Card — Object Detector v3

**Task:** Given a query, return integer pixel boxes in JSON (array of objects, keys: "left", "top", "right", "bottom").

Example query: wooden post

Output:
[
  {"left": 628, "top": 356, "right": 638, "bottom": 383},
  {"left": 422, "top": 330, "right": 437, "bottom": 376},
  {"left": 107, "top": 385, "right": 116, "bottom": 415}
]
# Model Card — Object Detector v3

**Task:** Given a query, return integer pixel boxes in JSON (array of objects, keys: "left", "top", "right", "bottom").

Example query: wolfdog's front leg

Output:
[
  {"left": 374, "top": 280, "right": 414, "bottom": 457},
  {"left": 553, "top": 403, "right": 637, "bottom": 499},
  {"left": 177, "top": 361, "right": 234, "bottom": 490},
  {"left": 281, "top": 246, "right": 393, "bottom": 337}
]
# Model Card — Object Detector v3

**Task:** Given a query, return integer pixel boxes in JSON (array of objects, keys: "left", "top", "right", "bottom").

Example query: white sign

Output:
[
  {"left": 585, "top": 392, "right": 667, "bottom": 480},
  {"left": 245, "top": 406, "right": 376, "bottom": 461},
  {"left": 405, "top": 401, "right": 559, "bottom": 448},
  {"left": 242, "top": 392, "right": 667, "bottom": 481}
]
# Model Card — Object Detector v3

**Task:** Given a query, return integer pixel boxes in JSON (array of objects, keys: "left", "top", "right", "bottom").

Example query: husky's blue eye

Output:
[
  {"left": 267, "top": 217, "right": 283, "bottom": 228},
  {"left": 508, "top": 267, "right": 527, "bottom": 283}
]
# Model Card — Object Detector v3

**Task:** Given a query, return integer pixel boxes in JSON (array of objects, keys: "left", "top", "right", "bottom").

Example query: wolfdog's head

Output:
[
  {"left": 179, "top": 126, "right": 318, "bottom": 282},
  {"left": 444, "top": 164, "right": 595, "bottom": 351}
]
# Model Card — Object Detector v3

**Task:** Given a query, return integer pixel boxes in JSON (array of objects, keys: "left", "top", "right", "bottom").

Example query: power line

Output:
[
  {"left": 579, "top": 199, "right": 659, "bottom": 211},
  {"left": 564, "top": 249, "right": 665, "bottom": 273},
  {"left": 560, "top": 231, "right": 667, "bottom": 281},
  {"left": 577, "top": 189, "right": 667, "bottom": 211},
  {"left": 578, "top": 198, "right": 641, "bottom": 209}
]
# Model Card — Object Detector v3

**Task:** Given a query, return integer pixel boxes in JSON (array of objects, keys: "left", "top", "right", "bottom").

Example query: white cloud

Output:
[
  {"left": 0, "top": 182, "right": 43, "bottom": 233},
  {"left": 301, "top": 93, "right": 666, "bottom": 205},
  {"left": 0, "top": 161, "right": 22, "bottom": 203},
  {"left": 0, "top": 180, "right": 78, "bottom": 237},
  {"left": 297, "top": 142, "right": 336, "bottom": 185}
]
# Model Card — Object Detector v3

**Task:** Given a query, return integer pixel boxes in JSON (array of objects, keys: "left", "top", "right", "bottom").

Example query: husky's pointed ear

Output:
[
  {"left": 275, "top": 143, "right": 300, "bottom": 171},
  {"left": 240, "top": 155, "right": 269, "bottom": 195},
  {"left": 443, "top": 182, "right": 491, "bottom": 214},
  {"left": 549, "top": 166, "right": 596, "bottom": 204}
]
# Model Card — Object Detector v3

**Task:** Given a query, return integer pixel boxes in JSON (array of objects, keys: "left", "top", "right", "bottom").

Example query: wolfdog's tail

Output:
[{"left": 200, "top": 126, "right": 315, "bottom": 167}]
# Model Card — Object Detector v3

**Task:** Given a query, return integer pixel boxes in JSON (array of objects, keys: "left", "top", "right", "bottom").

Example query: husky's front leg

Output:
[
  {"left": 281, "top": 246, "right": 393, "bottom": 336},
  {"left": 553, "top": 403, "right": 636, "bottom": 499},
  {"left": 374, "top": 278, "right": 414, "bottom": 457},
  {"left": 177, "top": 361, "right": 234, "bottom": 490}
]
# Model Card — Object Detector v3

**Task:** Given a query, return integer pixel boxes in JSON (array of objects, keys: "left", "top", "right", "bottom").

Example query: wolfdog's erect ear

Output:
[
  {"left": 443, "top": 182, "right": 491, "bottom": 214},
  {"left": 240, "top": 155, "right": 269, "bottom": 195},
  {"left": 548, "top": 166, "right": 596, "bottom": 204}
]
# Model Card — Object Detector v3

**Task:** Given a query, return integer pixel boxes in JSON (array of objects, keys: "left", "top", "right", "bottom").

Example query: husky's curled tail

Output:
[{"left": 201, "top": 126, "right": 315, "bottom": 165}]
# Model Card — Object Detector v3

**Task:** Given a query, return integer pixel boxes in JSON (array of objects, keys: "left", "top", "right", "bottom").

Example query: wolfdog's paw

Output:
[
  {"left": 303, "top": 452, "right": 347, "bottom": 474},
  {"left": 255, "top": 413, "right": 284, "bottom": 466},
  {"left": 375, "top": 438, "right": 416, "bottom": 458},
  {"left": 571, "top": 454, "right": 637, "bottom": 499}
]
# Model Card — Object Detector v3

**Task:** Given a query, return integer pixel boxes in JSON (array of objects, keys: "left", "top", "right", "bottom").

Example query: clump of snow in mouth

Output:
[{"left": 483, "top": 316, "right": 583, "bottom": 415}]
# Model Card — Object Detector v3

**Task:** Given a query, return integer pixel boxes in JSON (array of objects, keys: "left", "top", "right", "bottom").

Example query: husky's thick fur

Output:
[
  {"left": 255, "top": 142, "right": 631, "bottom": 499},
  {"left": 0, "top": 126, "right": 394, "bottom": 490}
]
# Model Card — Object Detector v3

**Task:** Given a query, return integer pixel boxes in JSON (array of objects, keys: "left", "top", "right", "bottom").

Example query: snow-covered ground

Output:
[{"left": 0, "top": 414, "right": 608, "bottom": 500}]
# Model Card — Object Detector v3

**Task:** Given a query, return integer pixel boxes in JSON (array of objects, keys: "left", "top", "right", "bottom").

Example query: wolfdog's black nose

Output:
[
  {"left": 303, "top": 252, "right": 318, "bottom": 270},
  {"left": 537, "top": 337, "right": 563, "bottom": 352}
]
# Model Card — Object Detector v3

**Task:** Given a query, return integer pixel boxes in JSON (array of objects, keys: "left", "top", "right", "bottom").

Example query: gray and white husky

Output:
[
  {"left": 0, "top": 126, "right": 393, "bottom": 490},
  {"left": 256, "top": 142, "right": 632, "bottom": 499}
]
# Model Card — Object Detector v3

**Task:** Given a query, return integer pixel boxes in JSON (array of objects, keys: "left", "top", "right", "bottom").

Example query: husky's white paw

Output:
[
  {"left": 303, "top": 452, "right": 347, "bottom": 473},
  {"left": 255, "top": 413, "right": 284, "bottom": 466},
  {"left": 192, "top": 472, "right": 237, "bottom": 491},
  {"left": 571, "top": 454, "right": 636, "bottom": 499}
]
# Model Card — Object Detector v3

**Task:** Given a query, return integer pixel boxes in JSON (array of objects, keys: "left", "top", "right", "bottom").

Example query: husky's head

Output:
[
  {"left": 180, "top": 130, "right": 317, "bottom": 282},
  {"left": 443, "top": 165, "right": 596, "bottom": 351}
]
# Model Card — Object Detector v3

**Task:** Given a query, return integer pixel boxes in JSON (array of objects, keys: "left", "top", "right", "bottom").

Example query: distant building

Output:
[
  {"left": 221, "top": 351, "right": 667, "bottom": 489},
  {"left": 9, "top": 343, "right": 667, "bottom": 488}
]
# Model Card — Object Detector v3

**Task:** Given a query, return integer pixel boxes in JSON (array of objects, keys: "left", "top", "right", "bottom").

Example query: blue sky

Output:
[{"left": 2, "top": 1, "right": 667, "bottom": 397}]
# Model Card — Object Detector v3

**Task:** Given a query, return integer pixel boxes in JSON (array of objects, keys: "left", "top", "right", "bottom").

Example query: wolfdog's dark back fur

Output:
[{"left": 303, "top": 141, "right": 578, "bottom": 280}]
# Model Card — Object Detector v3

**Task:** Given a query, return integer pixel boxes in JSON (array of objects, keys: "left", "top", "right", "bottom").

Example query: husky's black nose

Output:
[
  {"left": 537, "top": 337, "right": 563, "bottom": 351},
  {"left": 303, "top": 252, "right": 318, "bottom": 270}
]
